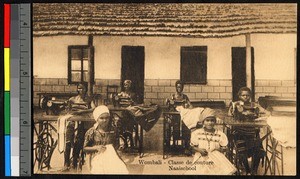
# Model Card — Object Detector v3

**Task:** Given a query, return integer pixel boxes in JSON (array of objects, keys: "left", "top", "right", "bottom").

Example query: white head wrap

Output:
[
  {"left": 199, "top": 108, "right": 216, "bottom": 122},
  {"left": 179, "top": 107, "right": 216, "bottom": 129},
  {"left": 93, "top": 105, "right": 110, "bottom": 121}
]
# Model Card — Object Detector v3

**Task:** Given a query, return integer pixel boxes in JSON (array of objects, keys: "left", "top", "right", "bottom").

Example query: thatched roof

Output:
[{"left": 33, "top": 3, "right": 297, "bottom": 38}]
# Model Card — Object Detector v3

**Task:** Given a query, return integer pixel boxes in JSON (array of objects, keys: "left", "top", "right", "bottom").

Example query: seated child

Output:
[
  {"left": 228, "top": 87, "right": 270, "bottom": 121},
  {"left": 83, "top": 105, "right": 128, "bottom": 174},
  {"left": 186, "top": 114, "right": 236, "bottom": 175},
  {"left": 228, "top": 87, "right": 270, "bottom": 175}
]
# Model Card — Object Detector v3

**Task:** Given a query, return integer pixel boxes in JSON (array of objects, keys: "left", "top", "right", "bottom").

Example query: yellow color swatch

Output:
[{"left": 4, "top": 48, "right": 10, "bottom": 91}]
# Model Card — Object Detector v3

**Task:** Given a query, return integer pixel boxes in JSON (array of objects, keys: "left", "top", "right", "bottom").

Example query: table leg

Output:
[
  {"left": 37, "top": 120, "right": 43, "bottom": 171},
  {"left": 271, "top": 137, "right": 277, "bottom": 175},
  {"left": 226, "top": 126, "right": 233, "bottom": 162},
  {"left": 163, "top": 114, "right": 172, "bottom": 159},
  {"left": 163, "top": 114, "right": 167, "bottom": 159},
  {"left": 134, "top": 123, "right": 138, "bottom": 147},
  {"left": 139, "top": 124, "right": 144, "bottom": 158},
  {"left": 264, "top": 127, "right": 269, "bottom": 175}
]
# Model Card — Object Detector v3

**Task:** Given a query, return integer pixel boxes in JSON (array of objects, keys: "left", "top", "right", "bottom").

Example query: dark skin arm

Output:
[
  {"left": 185, "top": 95, "right": 193, "bottom": 108},
  {"left": 228, "top": 105, "right": 233, "bottom": 116},
  {"left": 83, "top": 145, "right": 106, "bottom": 154},
  {"left": 191, "top": 146, "right": 208, "bottom": 156},
  {"left": 257, "top": 104, "right": 271, "bottom": 116},
  {"left": 83, "top": 128, "right": 107, "bottom": 154},
  {"left": 212, "top": 146, "right": 227, "bottom": 153},
  {"left": 69, "top": 108, "right": 94, "bottom": 115}
]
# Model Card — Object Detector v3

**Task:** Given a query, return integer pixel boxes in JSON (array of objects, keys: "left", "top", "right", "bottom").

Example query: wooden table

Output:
[
  {"left": 33, "top": 113, "right": 95, "bottom": 171},
  {"left": 223, "top": 117, "right": 277, "bottom": 175},
  {"left": 109, "top": 107, "right": 144, "bottom": 158},
  {"left": 33, "top": 107, "right": 144, "bottom": 171},
  {"left": 162, "top": 111, "right": 182, "bottom": 159}
]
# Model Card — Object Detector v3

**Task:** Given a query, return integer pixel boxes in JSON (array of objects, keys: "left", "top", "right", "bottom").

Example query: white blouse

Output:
[{"left": 190, "top": 128, "right": 228, "bottom": 152}]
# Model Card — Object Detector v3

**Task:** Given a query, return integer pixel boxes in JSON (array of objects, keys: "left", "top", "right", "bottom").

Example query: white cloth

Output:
[
  {"left": 90, "top": 144, "right": 129, "bottom": 174},
  {"left": 93, "top": 105, "right": 110, "bottom": 121},
  {"left": 57, "top": 114, "right": 73, "bottom": 153},
  {"left": 267, "top": 116, "right": 296, "bottom": 148},
  {"left": 178, "top": 107, "right": 215, "bottom": 129},
  {"left": 185, "top": 151, "right": 236, "bottom": 175},
  {"left": 178, "top": 107, "right": 204, "bottom": 129}
]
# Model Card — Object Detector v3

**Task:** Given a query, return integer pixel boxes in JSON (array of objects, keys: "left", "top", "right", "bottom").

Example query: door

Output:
[
  {"left": 121, "top": 46, "right": 145, "bottom": 104},
  {"left": 232, "top": 47, "right": 255, "bottom": 101}
]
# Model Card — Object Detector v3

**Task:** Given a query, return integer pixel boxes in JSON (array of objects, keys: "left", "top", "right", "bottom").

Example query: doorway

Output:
[
  {"left": 231, "top": 47, "right": 255, "bottom": 101},
  {"left": 121, "top": 46, "right": 145, "bottom": 104}
]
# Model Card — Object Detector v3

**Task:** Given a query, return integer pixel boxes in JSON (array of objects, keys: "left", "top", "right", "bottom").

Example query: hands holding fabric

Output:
[{"left": 96, "top": 145, "right": 107, "bottom": 153}]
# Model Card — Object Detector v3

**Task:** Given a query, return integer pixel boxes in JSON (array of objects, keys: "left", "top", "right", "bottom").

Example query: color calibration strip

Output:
[
  {"left": 19, "top": 4, "right": 32, "bottom": 176},
  {"left": 4, "top": 4, "right": 31, "bottom": 176},
  {"left": 4, "top": 3, "right": 11, "bottom": 177},
  {"left": 11, "top": 4, "right": 20, "bottom": 176}
]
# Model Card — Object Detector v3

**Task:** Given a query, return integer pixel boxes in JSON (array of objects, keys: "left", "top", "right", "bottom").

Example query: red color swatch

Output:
[{"left": 4, "top": 4, "right": 11, "bottom": 48}]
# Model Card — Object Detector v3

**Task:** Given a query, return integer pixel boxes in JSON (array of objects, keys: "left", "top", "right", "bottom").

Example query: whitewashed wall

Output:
[
  {"left": 33, "top": 34, "right": 296, "bottom": 81},
  {"left": 252, "top": 34, "right": 296, "bottom": 80},
  {"left": 33, "top": 36, "right": 88, "bottom": 78}
]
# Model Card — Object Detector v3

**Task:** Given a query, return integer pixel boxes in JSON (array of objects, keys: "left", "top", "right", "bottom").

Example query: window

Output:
[
  {"left": 180, "top": 46, "right": 207, "bottom": 84},
  {"left": 68, "top": 45, "right": 94, "bottom": 84}
]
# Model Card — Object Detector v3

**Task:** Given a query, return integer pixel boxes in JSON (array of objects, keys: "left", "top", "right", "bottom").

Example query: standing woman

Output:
[
  {"left": 61, "top": 83, "right": 95, "bottom": 171},
  {"left": 166, "top": 80, "right": 192, "bottom": 155}
]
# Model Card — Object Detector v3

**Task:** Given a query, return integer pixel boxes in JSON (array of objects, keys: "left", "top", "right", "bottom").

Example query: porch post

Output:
[
  {"left": 245, "top": 34, "right": 253, "bottom": 100},
  {"left": 87, "top": 35, "right": 93, "bottom": 96}
]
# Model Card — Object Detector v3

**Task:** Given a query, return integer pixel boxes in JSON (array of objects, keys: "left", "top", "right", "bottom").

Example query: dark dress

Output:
[
  {"left": 84, "top": 127, "right": 116, "bottom": 149},
  {"left": 83, "top": 127, "right": 128, "bottom": 174},
  {"left": 168, "top": 93, "right": 191, "bottom": 152}
]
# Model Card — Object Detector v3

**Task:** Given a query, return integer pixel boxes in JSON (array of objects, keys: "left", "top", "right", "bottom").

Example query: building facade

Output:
[{"left": 33, "top": 3, "right": 297, "bottom": 107}]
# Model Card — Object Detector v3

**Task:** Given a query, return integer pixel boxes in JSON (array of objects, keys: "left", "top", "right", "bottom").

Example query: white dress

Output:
[
  {"left": 90, "top": 144, "right": 129, "bottom": 174},
  {"left": 185, "top": 128, "right": 236, "bottom": 175}
]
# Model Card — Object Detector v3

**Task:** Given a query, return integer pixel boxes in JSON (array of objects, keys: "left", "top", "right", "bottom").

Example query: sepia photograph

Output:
[{"left": 32, "top": 3, "right": 296, "bottom": 175}]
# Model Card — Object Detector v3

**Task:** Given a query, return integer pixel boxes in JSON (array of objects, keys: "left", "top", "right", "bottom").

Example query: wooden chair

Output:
[{"left": 105, "top": 85, "right": 119, "bottom": 105}]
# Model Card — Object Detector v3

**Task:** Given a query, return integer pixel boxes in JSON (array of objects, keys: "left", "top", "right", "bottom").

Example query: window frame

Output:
[
  {"left": 68, "top": 45, "right": 95, "bottom": 84},
  {"left": 180, "top": 46, "right": 207, "bottom": 84}
]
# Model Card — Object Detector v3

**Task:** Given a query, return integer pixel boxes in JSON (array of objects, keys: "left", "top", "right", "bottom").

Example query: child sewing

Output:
[
  {"left": 186, "top": 113, "right": 236, "bottom": 175},
  {"left": 228, "top": 87, "right": 270, "bottom": 175},
  {"left": 166, "top": 80, "right": 192, "bottom": 110},
  {"left": 228, "top": 87, "right": 270, "bottom": 120},
  {"left": 83, "top": 105, "right": 128, "bottom": 174}
]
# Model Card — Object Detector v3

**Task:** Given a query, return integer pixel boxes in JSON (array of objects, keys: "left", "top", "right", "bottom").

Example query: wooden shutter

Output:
[{"left": 180, "top": 46, "right": 207, "bottom": 84}]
